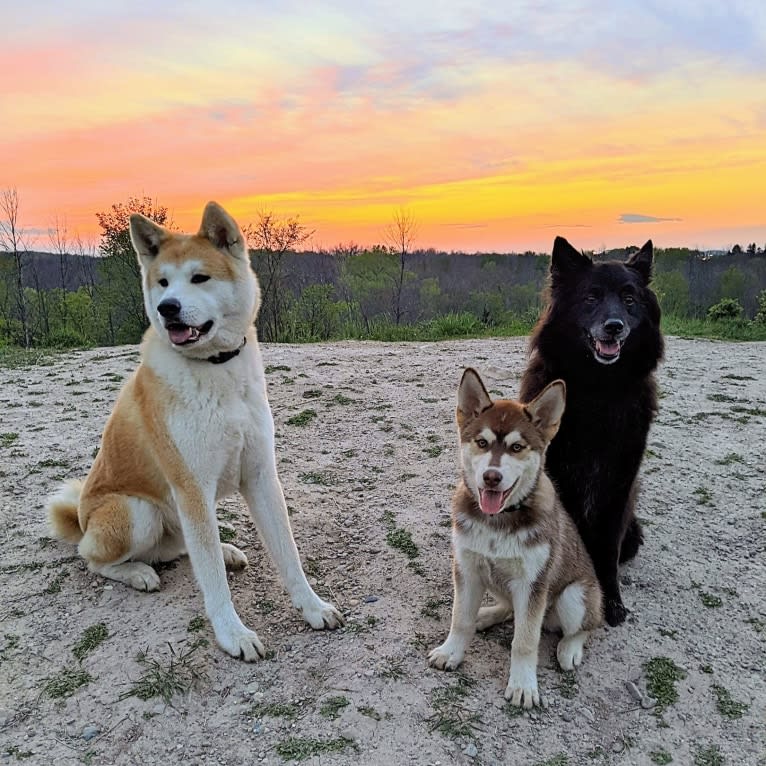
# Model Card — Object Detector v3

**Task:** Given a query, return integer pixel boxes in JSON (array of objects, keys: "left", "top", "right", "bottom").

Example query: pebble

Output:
[
  {"left": 82, "top": 725, "right": 100, "bottom": 741},
  {"left": 462, "top": 743, "right": 478, "bottom": 758},
  {"left": 363, "top": 595, "right": 379, "bottom": 603},
  {"left": 641, "top": 696, "right": 657, "bottom": 710},
  {"left": 581, "top": 707, "right": 595, "bottom": 723},
  {"left": 624, "top": 680, "right": 643, "bottom": 702}
]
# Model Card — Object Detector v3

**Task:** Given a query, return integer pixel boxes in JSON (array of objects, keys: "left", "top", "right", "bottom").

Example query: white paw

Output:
[
  {"left": 505, "top": 663, "right": 540, "bottom": 708},
  {"left": 300, "top": 598, "right": 345, "bottom": 630},
  {"left": 428, "top": 641, "right": 465, "bottom": 671},
  {"left": 124, "top": 562, "right": 161, "bottom": 592},
  {"left": 557, "top": 635, "right": 585, "bottom": 671},
  {"left": 215, "top": 623, "right": 266, "bottom": 662},
  {"left": 221, "top": 543, "right": 248, "bottom": 570}
]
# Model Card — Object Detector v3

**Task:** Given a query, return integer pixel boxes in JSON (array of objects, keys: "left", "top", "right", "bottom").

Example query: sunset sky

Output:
[{"left": 2, "top": 1, "right": 765, "bottom": 253}]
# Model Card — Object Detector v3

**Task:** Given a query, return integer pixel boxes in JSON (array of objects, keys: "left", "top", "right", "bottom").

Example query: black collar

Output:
[{"left": 206, "top": 337, "right": 247, "bottom": 365}]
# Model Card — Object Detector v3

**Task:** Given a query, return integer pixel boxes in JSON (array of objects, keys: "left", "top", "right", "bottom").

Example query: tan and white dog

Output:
[
  {"left": 428, "top": 369, "right": 602, "bottom": 707},
  {"left": 46, "top": 202, "right": 343, "bottom": 660}
]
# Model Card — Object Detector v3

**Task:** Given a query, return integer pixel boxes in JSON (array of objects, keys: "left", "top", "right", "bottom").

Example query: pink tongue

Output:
[
  {"left": 169, "top": 326, "right": 193, "bottom": 345},
  {"left": 596, "top": 339, "right": 620, "bottom": 357},
  {"left": 479, "top": 489, "right": 505, "bottom": 515}
]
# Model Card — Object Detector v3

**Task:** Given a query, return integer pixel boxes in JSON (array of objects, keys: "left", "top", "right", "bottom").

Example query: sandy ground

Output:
[{"left": 0, "top": 337, "right": 764, "bottom": 766}]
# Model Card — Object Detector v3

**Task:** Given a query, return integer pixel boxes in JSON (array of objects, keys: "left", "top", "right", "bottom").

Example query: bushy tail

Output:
[{"left": 47, "top": 479, "right": 84, "bottom": 544}]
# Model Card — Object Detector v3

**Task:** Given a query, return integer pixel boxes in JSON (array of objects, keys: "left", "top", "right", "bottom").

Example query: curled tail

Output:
[{"left": 47, "top": 479, "right": 84, "bottom": 544}]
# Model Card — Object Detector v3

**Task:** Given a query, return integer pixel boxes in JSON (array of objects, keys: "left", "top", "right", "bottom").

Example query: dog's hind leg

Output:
[
  {"left": 554, "top": 582, "right": 590, "bottom": 671},
  {"left": 78, "top": 495, "right": 163, "bottom": 592},
  {"left": 476, "top": 591, "right": 513, "bottom": 631},
  {"left": 619, "top": 516, "right": 644, "bottom": 563}
]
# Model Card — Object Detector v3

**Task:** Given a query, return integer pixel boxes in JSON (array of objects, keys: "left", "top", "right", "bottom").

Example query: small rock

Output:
[
  {"left": 581, "top": 707, "right": 595, "bottom": 723},
  {"left": 561, "top": 711, "right": 573, "bottom": 722},
  {"left": 252, "top": 722, "right": 263, "bottom": 735},
  {"left": 462, "top": 743, "right": 478, "bottom": 758},
  {"left": 82, "top": 725, "right": 100, "bottom": 741},
  {"left": 624, "top": 680, "right": 643, "bottom": 702},
  {"left": 641, "top": 696, "right": 657, "bottom": 710},
  {"left": 363, "top": 595, "right": 379, "bottom": 603}
]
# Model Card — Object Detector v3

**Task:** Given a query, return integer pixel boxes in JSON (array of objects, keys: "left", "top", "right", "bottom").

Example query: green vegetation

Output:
[
  {"left": 120, "top": 643, "right": 205, "bottom": 704},
  {"left": 534, "top": 756, "right": 568, "bottom": 766},
  {"left": 693, "top": 744, "right": 725, "bottom": 766},
  {"left": 426, "top": 676, "right": 481, "bottom": 739},
  {"left": 275, "top": 736, "right": 356, "bottom": 762},
  {"left": 650, "top": 750, "right": 673, "bottom": 765},
  {"left": 72, "top": 623, "right": 109, "bottom": 662},
  {"left": 711, "top": 684, "right": 748, "bottom": 719},
  {"left": 44, "top": 667, "right": 93, "bottom": 698},
  {"left": 385, "top": 527, "right": 419, "bottom": 559},
  {"left": 319, "top": 695, "right": 350, "bottom": 719},
  {"left": 644, "top": 656, "right": 687, "bottom": 713},
  {"left": 285, "top": 409, "right": 317, "bottom": 427},
  {"left": 3, "top": 201, "right": 765, "bottom": 351},
  {"left": 251, "top": 701, "right": 302, "bottom": 720}
]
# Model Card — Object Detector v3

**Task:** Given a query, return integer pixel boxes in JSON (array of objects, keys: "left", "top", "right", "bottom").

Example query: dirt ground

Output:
[{"left": 0, "top": 337, "right": 764, "bottom": 766}]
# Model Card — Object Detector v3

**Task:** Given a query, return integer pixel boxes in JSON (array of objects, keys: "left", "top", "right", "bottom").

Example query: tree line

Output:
[{"left": 1, "top": 191, "right": 765, "bottom": 349}]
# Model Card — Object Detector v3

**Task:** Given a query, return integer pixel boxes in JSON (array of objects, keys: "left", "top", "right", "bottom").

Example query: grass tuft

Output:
[
  {"left": 644, "top": 656, "right": 687, "bottom": 713},
  {"left": 120, "top": 642, "right": 205, "bottom": 704},
  {"left": 285, "top": 409, "right": 317, "bottom": 426},
  {"left": 275, "top": 736, "right": 356, "bottom": 762},
  {"left": 72, "top": 623, "right": 109, "bottom": 662},
  {"left": 711, "top": 684, "right": 748, "bottom": 719},
  {"left": 319, "top": 695, "right": 350, "bottom": 719},
  {"left": 44, "top": 667, "right": 93, "bottom": 698}
]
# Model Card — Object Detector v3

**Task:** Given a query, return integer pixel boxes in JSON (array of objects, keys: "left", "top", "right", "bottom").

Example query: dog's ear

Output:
[
  {"left": 130, "top": 214, "right": 168, "bottom": 267},
  {"left": 457, "top": 368, "right": 492, "bottom": 426},
  {"left": 626, "top": 240, "right": 653, "bottom": 284},
  {"left": 550, "top": 236, "right": 591, "bottom": 278},
  {"left": 199, "top": 201, "right": 246, "bottom": 259},
  {"left": 524, "top": 379, "right": 566, "bottom": 442}
]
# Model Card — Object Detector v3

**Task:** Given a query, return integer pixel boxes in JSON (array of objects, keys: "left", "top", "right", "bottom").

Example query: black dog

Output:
[{"left": 520, "top": 236, "right": 663, "bottom": 626}]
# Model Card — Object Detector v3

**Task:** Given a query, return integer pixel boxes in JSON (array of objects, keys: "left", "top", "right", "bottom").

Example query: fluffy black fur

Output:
[{"left": 520, "top": 236, "right": 663, "bottom": 626}]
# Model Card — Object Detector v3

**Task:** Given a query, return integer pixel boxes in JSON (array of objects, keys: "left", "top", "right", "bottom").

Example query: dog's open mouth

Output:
[
  {"left": 165, "top": 320, "right": 214, "bottom": 346},
  {"left": 479, "top": 487, "right": 513, "bottom": 515},
  {"left": 590, "top": 336, "right": 622, "bottom": 363}
]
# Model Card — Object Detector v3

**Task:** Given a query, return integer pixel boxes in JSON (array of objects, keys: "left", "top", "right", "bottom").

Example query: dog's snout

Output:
[
  {"left": 482, "top": 469, "right": 502, "bottom": 489},
  {"left": 603, "top": 318, "right": 624, "bottom": 336},
  {"left": 157, "top": 299, "right": 181, "bottom": 319}
]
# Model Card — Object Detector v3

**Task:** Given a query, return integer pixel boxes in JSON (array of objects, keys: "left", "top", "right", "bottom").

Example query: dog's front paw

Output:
[
  {"left": 505, "top": 662, "right": 540, "bottom": 708},
  {"left": 300, "top": 598, "right": 345, "bottom": 630},
  {"left": 215, "top": 623, "right": 266, "bottom": 662},
  {"left": 428, "top": 641, "right": 465, "bottom": 671},
  {"left": 124, "top": 562, "right": 161, "bottom": 592},
  {"left": 605, "top": 597, "right": 628, "bottom": 627}
]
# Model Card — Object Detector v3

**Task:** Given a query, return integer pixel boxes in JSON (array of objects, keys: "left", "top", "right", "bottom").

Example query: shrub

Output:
[{"left": 707, "top": 298, "right": 743, "bottom": 321}]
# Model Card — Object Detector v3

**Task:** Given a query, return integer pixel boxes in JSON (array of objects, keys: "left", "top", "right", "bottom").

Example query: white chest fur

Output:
[{"left": 454, "top": 515, "right": 551, "bottom": 585}]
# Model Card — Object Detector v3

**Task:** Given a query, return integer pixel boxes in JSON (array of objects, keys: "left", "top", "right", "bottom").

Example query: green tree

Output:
[
  {"left": 718, "top": 265, "right": 746, "bottom": 304},
  {"left": 754, "top": 290, "right": 766, "bottom": 324},
  {"left": 653, "top": 270, "right": 690, "bottom": 317},
  {"left": 245, "top": 211, "right": 313, "bottom": 342},
  {"left": 95, "top": 197, "right": 172, "bottom": 343}
]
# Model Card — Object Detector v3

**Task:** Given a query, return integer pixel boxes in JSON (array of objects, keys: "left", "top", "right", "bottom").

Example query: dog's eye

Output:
[
  {"left": 476, "top": 438, "right": 489, "bottom": 449},
  {"left": 623, "top": 293, "right": 635, "bottom": 306},
  {"left": 510, "top": 443, "right": 524, "bottom": 453},
  {"left": 585, "top": 293, "right": 598, "bottom": 304},
  {"left": 158, "top": 278, "right": 168, "bottom": 287},
  {"left": 191, "top": 274, "right": 210, "bottom": 284}
]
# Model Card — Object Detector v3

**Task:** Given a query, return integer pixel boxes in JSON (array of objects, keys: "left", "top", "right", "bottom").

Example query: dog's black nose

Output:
[
  {"left": 157, "top": 299, "right": 181, "bottom": 318},
  {"left": 603, "top": 318, "right": 624, "bottom": 336},
  {"left": 483, "top": 469, "right": 502, "bottom": 488}
]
